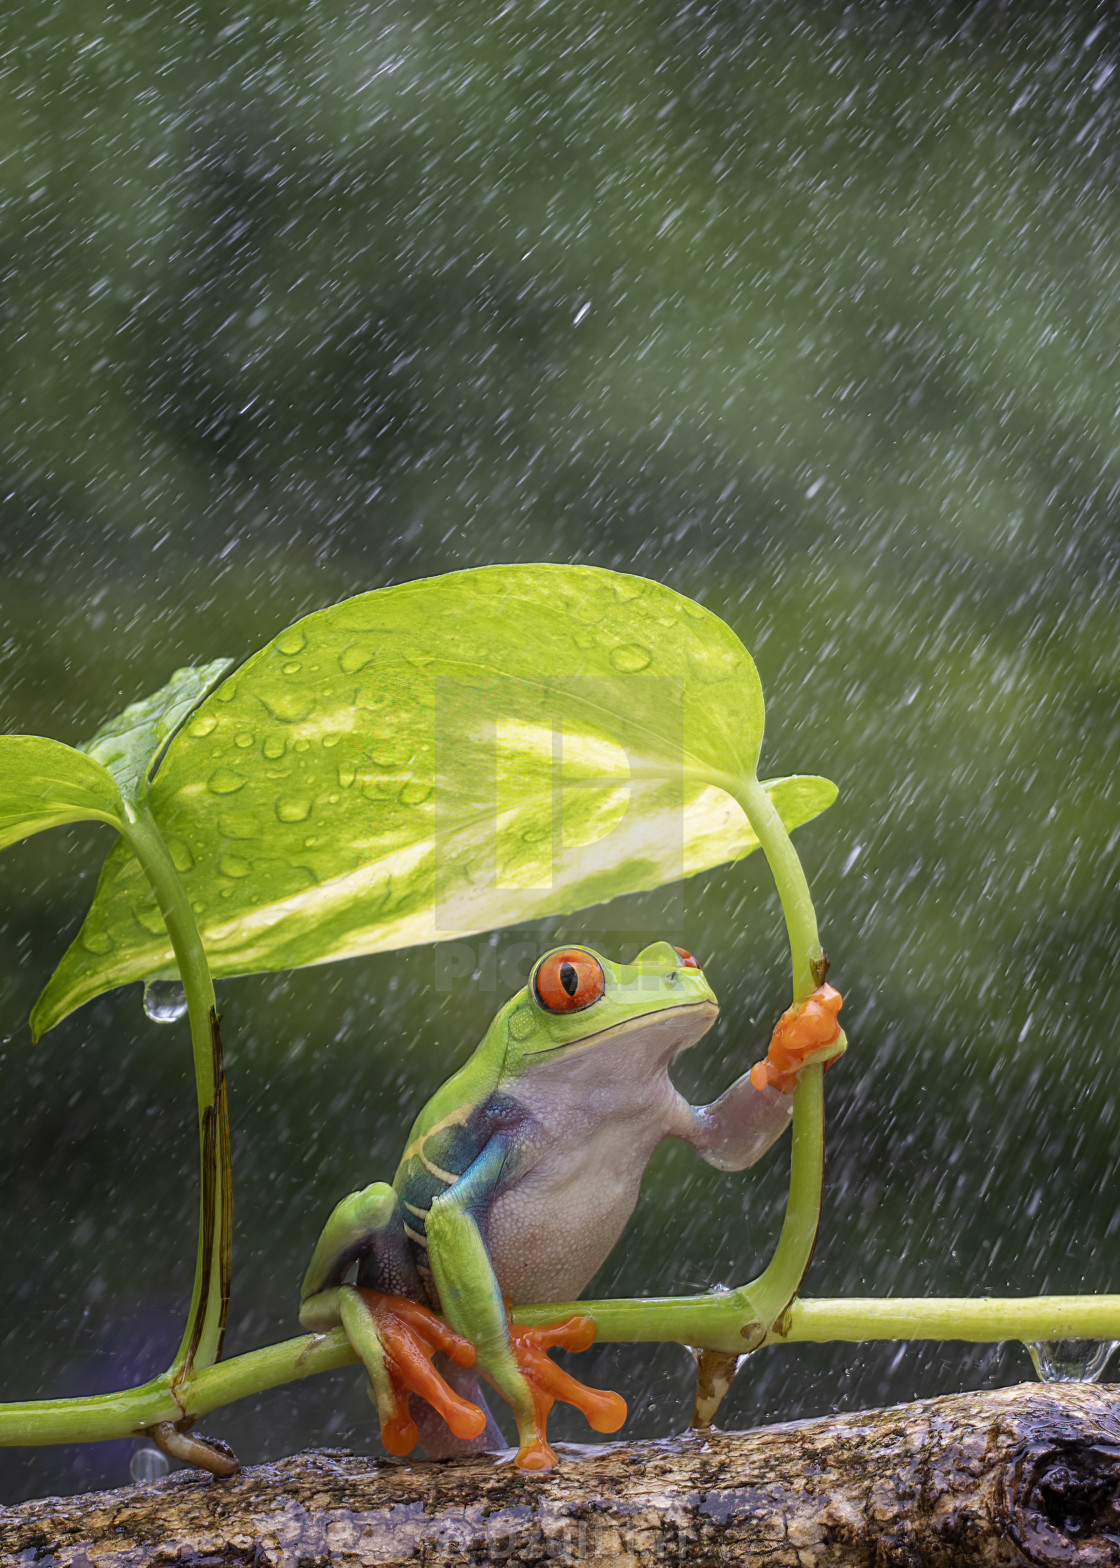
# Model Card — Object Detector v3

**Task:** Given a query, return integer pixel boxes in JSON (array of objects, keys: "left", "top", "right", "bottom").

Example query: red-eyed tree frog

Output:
[{"left": 299, "top": 941, "right": 844, "bottom": 1470}]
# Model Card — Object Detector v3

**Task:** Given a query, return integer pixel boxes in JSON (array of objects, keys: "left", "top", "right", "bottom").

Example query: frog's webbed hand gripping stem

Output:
[{"left": 687, "top": 985, "right": 845, "bottom": 1171}]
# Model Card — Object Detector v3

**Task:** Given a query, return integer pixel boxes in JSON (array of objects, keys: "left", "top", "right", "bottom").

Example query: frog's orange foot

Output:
[
  {"left": 505, "top": 1315, "right": 628, "bottom": 1471},
  {"left": 750, "top": 984, "right": 844, "bottom": 1094},
  {"left": 355, "top": 1288, "right": 488, "bottom": 1456}
]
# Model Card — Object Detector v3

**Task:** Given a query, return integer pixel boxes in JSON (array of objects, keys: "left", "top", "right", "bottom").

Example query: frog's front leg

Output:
[
  {"left": 299, "top": 1183, "right": 488, "bottom": 1454},
  {"left": 426, "top": 1136, "right": 627, "bottom": 1470},
  {"left": 688, "top": 985, "right": 845, "bottom": 1170}
]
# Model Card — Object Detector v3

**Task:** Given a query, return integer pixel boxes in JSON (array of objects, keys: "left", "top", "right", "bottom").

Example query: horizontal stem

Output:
[
  {"left": 514, "top": 1292, "right": 1120, "bottom": 1352},
  {"left": 0, "top": 1334, "right": 357, "bottom": 1446},
  {"left": 4, "top": 1294, "right": 1119, "bottom": 1448},
  {"left": 764, "top": 1295, "right": 1120, "bottom": 1346}
]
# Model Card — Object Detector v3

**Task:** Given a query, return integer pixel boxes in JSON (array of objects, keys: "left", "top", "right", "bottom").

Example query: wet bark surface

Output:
[{"left": 2, "top": 1382, "right": 1118, "bottom": 1566}]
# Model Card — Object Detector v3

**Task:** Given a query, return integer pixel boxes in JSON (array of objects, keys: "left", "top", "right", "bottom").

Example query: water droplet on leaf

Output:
[
  {"left": 188, "top": 715, "right": 217, "bottom": 738},
  {"left": 82, "top": 931, "right": 113, "bottom": 954},
  {"left": 260, "top": 691, "right": 314, "bottom": 723},
  {"left": 167, "top": 838, "right": 194, "bottom": 871},
  {"left": 610, "top": 644, "right": 653, "bottom": 673},
  {"left": 234, "top": 732, "right": 254, "bottom": 749},
  {"left": 276, "top": 627, "right": 307, "bottom": 656},
  {"left": 143, "top": 980, "right": 187, "bottom": 1023},
  {"left": 136, "top": 903, "right": 168, "bottom": 935},
  {"left": 262, "top": 735, "right": 286, "bottom": 759},
  {"left": 339, "top": 644, "right": 374, "bottom": 674},
  {"left": 218, "top": 853, "right": 252, "bottom": 878},
  {"left": 208, "top": 768, "right": 246, "bottom": 794},
  {"left": 399, "top": 783, "right": 431, "bottom": 805},
  {"left": 276, "top": 797, "right": 312, "bottom": 823}
]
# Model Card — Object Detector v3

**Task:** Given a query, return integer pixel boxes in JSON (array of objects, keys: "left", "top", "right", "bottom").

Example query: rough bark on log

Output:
[{"left": 1, "top": 1382, "right": 1118, "bottom": 1566}]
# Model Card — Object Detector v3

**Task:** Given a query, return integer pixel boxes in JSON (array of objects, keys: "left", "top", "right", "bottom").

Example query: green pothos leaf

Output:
[
  {"left": 0, "top": 736, "right": 124, "bottom": 853},
  {"left": 79, "top": 658, "right": 236, "bottom": 801},
  {"left": 32, "top": 566, "right": 838, "bottom": 1036}
]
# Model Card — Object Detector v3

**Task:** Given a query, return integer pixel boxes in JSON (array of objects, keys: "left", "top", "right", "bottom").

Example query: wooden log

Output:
[{"left": 1, "top": 1382, "right": 1118, "bottom": 1565}]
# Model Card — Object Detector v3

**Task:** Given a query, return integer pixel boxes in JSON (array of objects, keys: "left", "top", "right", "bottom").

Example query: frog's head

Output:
[{"left": 496, "top": 941, "right": 719, "bottom": 1074}]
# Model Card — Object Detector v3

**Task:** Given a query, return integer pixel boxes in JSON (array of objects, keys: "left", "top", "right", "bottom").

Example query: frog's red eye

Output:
[
  {"left": 674, "top": 946, "right": 702, "bottom": 969},
  {"left": 534, "top": 950, "right": 606, "bottom": 1013}
]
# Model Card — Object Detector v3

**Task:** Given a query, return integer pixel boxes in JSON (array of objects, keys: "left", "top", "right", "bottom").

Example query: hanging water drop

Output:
[
  {"left": 143, "top": 980, "right": 188, "bottom": 1023},
  {"left": 1025, "top": 1338, "right": 1118, "bottom": 1382},
  {"left": 129, "top": 1444, "right": 169, "bottom": 1483}
]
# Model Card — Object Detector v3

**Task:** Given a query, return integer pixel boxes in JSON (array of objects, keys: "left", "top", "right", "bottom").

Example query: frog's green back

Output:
[{"left": 391, "top": 996, "right": 520, "bottom": 1249}]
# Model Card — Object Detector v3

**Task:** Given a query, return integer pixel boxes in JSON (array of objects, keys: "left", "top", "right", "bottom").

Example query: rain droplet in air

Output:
[
  {"left": 1025, "top": 1339, "right": 1117, "bottom": 1382},
  {"left": 143, "top": 980, "right": 188, "bottom": 1023}
]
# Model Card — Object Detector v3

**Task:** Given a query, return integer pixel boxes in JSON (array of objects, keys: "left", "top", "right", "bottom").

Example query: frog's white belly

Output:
[
  {"left": 481, "top": 1004, "right": 710, "bottom": 1302},
  {"left": 486, "top": 1131, "right": 659, "bottom": 1303}
]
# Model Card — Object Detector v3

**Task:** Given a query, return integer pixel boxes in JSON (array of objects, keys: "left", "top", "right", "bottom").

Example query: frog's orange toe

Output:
[
  {"left": 752, "top": 985, "right": 844, "bottom": 1093},
  {"left": 380, "top": 1411, "right": 420, "bottom": 1456},
  {"left": 355, "top": 1288, "right": 487, "bottom": 1448},
  {"left": 516, "top": 1437, "right": 559, "bottom": 1471},
  {"left": 505, "top": 1314, "right": 628, "bottom": 1469}
]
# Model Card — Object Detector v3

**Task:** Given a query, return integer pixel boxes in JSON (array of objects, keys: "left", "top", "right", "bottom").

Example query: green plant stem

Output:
[
  {"left": 517, "top": 1291, "right": 1120, "bottom": 1353},
  {"left": 118, "top": 802, "right": 231, "bottom": 1380},
  {"left": 715, "top": 773, "right": 835, "bottom": 1329},
  {"left": 758, "top": 1297, "right": 1120, "bottom": 1345},
  {"left": 737, "top": 1062, "right": 825, "bottom": 1342},
  {"left": 4, "top": 1292, "right": 1119, "bottom": 1447},
  {"left": 729, "top": 775, "right": 824, "bottom": 1004}
]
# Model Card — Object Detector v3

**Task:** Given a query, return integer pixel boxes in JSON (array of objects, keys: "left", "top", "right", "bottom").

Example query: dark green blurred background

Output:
[{"left": 2, "top": 0, "right": 1119, "bottom": 1504}]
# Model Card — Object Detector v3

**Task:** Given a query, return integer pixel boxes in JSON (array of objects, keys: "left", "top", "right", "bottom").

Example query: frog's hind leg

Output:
[
  {"left": 299, "top": 1182, "right": 488, "bottom": 1456},
  {"left": 300, "top": 1182, "right": 421, "bottom": 1316}
]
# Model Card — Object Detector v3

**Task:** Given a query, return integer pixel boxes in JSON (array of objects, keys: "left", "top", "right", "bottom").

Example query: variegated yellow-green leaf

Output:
[
  {"left": 32, "top": 566, "right": 838, "bottom": 1036},
  {"left": 0, "top": 736, "right": 124, "bottom": 853},
  {"left": 80, "top": 659, "right": 235, "bottom": 802}
]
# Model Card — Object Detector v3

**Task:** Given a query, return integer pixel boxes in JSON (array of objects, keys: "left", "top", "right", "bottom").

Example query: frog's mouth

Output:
[{"left": 523, "top": 999, "right": 719, "bottom": 1060}]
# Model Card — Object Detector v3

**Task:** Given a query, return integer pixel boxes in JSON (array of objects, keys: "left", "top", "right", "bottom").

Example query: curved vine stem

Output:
[
  {"left": 719, "top": 774, "right": 839, "bottom": 1328},
  {"left": 109, "top": 803, "right": 232, "bottom": 1383}
]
